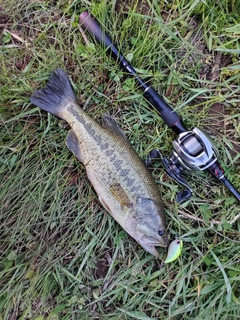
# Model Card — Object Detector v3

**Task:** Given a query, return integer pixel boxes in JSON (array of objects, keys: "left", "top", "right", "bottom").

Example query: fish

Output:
[
  {"left": 164, "top": 239, "right": 183, "bottom": 263},
  {"left": 30, "top": 68, "right": 168, "bottom": 257}
]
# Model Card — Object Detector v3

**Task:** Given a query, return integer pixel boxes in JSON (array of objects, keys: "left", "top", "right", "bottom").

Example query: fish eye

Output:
[{"left": 158, "top": 230, "right": 165, "bottom": 236}]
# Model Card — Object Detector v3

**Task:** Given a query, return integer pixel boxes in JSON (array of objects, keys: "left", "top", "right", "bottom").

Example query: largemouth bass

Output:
[{"left": 30, "top": 68, "right": 168, "bottom": 257}]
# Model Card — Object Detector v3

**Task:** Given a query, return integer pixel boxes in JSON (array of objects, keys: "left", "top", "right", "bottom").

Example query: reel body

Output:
[
  {"left": 161, "top": 128, "right": 220, "bottom": 203},
  {"left": 172, "top": 128, "right": 218, "bottom": 171}
]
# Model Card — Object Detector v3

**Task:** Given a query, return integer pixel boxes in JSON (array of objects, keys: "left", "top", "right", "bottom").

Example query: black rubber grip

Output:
[
  {"left": 143, "top": 87, "right": 187, "bottom": 133},
  {"left": 79, "top": 12, "right": 119, "bottom": 60}
]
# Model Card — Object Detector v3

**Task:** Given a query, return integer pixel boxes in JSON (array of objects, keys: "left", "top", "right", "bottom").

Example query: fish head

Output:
[{"left": 125, "top": 197, "right": 168, "bottom": 257}]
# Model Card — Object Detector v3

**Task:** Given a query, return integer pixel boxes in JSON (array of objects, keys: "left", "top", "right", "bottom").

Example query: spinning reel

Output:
[{"left": 79, "top": 12, "right": 240, "bottom": 204}]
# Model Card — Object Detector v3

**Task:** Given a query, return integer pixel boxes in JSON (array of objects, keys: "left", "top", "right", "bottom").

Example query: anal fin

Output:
[{"left": 66, "top": 130, "right": 83, "bottom": 162}]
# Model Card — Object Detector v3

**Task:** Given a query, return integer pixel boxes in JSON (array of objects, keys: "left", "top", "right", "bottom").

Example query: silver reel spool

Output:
[{"left": 172, "top": 128, "right": 219, "bottom": 171}]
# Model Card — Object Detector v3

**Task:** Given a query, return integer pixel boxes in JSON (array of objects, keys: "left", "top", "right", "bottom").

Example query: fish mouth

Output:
[
  {"left": 140, "top": 242, "right": 162, "bottom": 258},
  {"left": 146, "top": 241, "right": 168, "bottom": 248},
  {"left": 142, "top": 235, "right": 168, "bottom": 248},
  {"left": 140, "top": 235, "right": 169, "bottom": 257}
]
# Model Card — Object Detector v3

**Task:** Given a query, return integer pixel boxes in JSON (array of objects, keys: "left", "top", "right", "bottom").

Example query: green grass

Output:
[{"left": 1, "top": 0, "right": 240, "bottom": 319}]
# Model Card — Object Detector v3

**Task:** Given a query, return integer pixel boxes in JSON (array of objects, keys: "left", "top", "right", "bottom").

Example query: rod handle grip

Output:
[
  {"left": 143, "top": 87, "right": 187, "bottom": 133},
  {"left": 79, "top": 12, "right": 119, "bottom": 60}
]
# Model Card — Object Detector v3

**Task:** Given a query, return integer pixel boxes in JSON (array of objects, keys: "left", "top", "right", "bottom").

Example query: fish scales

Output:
[
  {"left": 30, "top": 68, "right": 168, "bottom": 257},
  {"left": 64, "top": 103, "right": 159, "bottom": 201}
]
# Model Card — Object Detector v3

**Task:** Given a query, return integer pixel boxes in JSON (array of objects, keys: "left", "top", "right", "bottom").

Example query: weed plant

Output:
[{"left": 0, "top": 0, "right": 240, "bottom": 319}]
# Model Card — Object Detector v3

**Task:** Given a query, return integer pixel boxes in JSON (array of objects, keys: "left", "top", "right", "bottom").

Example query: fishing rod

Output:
[{"left": 79, "top": 11, "right": 240, "bottom": 204}]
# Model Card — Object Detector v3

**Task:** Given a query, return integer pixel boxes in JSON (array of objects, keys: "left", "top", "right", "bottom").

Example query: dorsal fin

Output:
[{"left": 102, "top": 115, "right": 128, "bottom": 141}]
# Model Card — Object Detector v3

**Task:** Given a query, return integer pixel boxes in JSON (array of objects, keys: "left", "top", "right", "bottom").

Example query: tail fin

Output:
[{"left": 30, "top": 68, "right": 77, "bottom": 116}]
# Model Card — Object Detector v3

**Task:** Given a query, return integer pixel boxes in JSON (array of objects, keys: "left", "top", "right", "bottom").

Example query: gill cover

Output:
[{"left": 125, "top": 197, "right": 167, "bottom": 257}]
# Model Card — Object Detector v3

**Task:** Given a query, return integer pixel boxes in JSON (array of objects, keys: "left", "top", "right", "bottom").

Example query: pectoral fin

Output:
[
  {"left": 109, "top": 182, "right": 132, "bottom": 209},
  {"left": 66, "top": 130, "right": 83, "bottom": 162}
]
